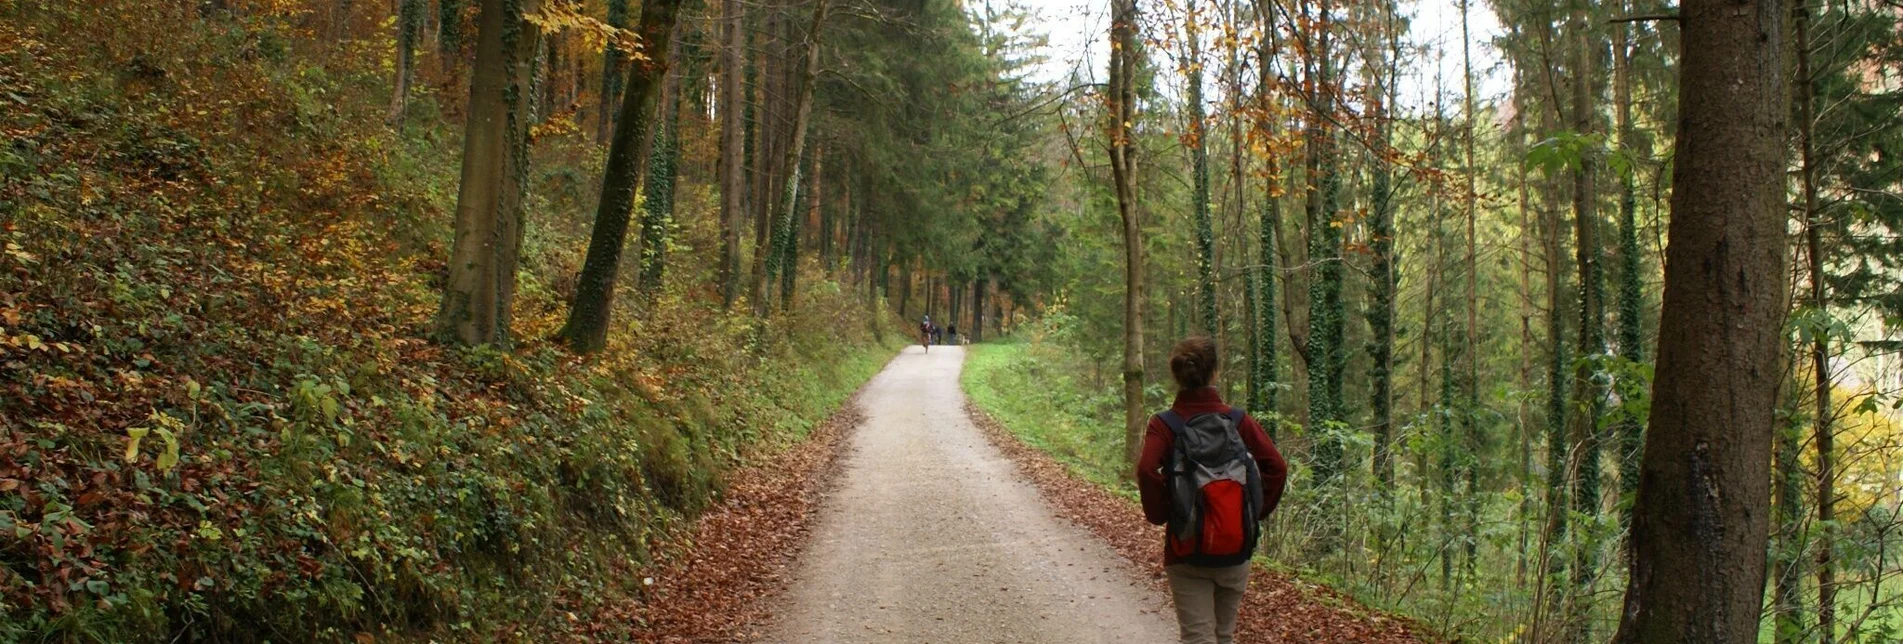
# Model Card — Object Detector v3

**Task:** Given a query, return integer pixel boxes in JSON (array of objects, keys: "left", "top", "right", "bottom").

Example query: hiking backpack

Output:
[{"left": 1159, "top": 408, "right": 1264, "bottom": 567}]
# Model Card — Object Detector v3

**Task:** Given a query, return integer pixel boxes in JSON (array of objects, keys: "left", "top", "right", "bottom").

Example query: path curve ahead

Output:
[{"left": 763, "top": 346, "right": 1178, "bottom": 643}]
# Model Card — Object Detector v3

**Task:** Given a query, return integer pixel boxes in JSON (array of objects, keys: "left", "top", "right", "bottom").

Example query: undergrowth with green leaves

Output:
[{"left": 0, "top": 4, "right": 899, "bottom": 641}]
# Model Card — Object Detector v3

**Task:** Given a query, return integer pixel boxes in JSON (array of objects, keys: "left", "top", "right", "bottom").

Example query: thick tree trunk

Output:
[
  {"left": 554, "top": 0, "right": 687, "bottom": 353},
  {"left": 435, "top": 0, "right": 539, "bottom": 346},
  {"left": 1612, "top": 0, "right": 1788, "bottom": 638}
]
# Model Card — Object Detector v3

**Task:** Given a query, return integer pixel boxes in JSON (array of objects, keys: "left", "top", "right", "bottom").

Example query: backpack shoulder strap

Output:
[
  {"left": 1157, "top": 410, "right": 1188, "bottom": 437},
  {"left": 1226, "top": 407, "right": 1247, "bottom": 426}
]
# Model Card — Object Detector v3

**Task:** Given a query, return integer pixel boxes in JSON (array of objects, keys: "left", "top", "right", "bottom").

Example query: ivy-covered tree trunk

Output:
[
  {"left": 1251, "top": 0, "right": 1280, "bottom": 424},
  {"left": 1612, "top": 0, "right": 1787, "bottom": 636},
  {"left": 597, "top": 0, "right": 629, "bottom": 143},
  {"left": 1612, "top": 8, "right": 1647, "bottom": 553},
  {"left": 1303, "top": 2, "right": 1345, "bottom": 491},
  {"left": 1563, "top": 19, "right": 1606, "bottom": 636},
  {"left": 765, "top": 0, "right": 829, "bottom": 314},
  {"left": 1184, "top": 0, "right": 1215, "bottom": 338},
  {"left": 435, "top": 0, "right": 540, "bottom": 346},
  {"left": 439, "top": 0, "right": 465, "bottom": 78},
  {"left": 554, "top": 0, "right": 686, "bottom": 353},
  {"left": 1366, "top": 1, "right": 1398, "bottom": 494},
  {"left": 718, "top": 0, "right": 744, "bottom": 307},
  {"left": 636, "top": 54, "right": 683, "bottom": 301},
  {"left": 388, "top": 0, "right": 423, "bottom": 123}
]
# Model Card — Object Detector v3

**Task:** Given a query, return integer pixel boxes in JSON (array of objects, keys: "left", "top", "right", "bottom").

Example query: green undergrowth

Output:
[
  {"left": 0, "top": 5, "right": 900, "bottom": 642},
  {"left": 961, "top": 339, "right": 1136, "bottom": 496}
]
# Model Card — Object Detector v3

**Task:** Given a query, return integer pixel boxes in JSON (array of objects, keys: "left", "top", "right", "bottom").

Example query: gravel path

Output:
[{"left": 761, "top": 346, "right": 1178, "bottom": 643}]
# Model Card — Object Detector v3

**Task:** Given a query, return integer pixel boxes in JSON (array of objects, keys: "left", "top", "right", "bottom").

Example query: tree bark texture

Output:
[{"left": 1613, "top": 0, "right": 1788, "bottom": 638}]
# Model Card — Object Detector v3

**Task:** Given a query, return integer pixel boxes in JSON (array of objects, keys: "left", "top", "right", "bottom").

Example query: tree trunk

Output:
[
  {"left": 597, "top": 0, "right": 630, "bottom": 143},
  {"left": 718, "top": 0, "right": 744, "bottom": 307},
  {"left": 1109, "top": 0, "right": 1145, "bottom": 467},
  {"left": 1795, "top": 4, "right": 1835, "bottom": 640},
  {"left": 1612, "top": 0, "right": 1788, "bottom": 637},
  {"left": 435, "top": 0, "right": 539, "bottom": 346},
  {"left": 636, "top": 36, "right": 684, "bottom": 301},
  {"left": 1303, "top": 0, "right": 1344, "bottom": 492},
  {"left": 971, "top": 277, "right": 987, "bottom": 343},
  {"left": 554, "top": 0, "right": 687, "bottom": 353},
  {"left": 1251, "top": 0, "right": 1280, "bottom": 426},
  {"left": 1612, "top": 4, "right": 1648, "bottom": 555},
  {"left": 1367, "top": 1, "right": 1398, "bottom": 494},
  {"left": 766, "top": 0, "right": 830, "bottom": 314},
  {"left": 1184, "top": 0, "right": 1215, "bottom": 338},
  {"left": 1564, "top": 19, "right": 1606, "bottom": 633},
  {"left": 388, "top": 0, "right": 422, "bottom": 123}
]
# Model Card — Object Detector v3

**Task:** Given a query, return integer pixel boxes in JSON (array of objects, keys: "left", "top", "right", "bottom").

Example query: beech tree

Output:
[
  {"left": 556, "top": 0, "right": 688, "bottom": 353},
  {"left": 435, "top": 0, "right": 541, "bottom": 346}
]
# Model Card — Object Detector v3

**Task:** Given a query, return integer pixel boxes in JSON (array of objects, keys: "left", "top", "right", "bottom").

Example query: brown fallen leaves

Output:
[
  {"left": 620, "top": 399, "right": 864, "bottom": 643},
  {"left": 965, "top": 402, "right": 1434, "bottom": 644}
]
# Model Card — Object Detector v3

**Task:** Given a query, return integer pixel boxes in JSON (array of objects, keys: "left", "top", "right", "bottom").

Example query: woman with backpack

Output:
[{"left": 1136, "top": 336, "right": 1288, "bottom": 644}]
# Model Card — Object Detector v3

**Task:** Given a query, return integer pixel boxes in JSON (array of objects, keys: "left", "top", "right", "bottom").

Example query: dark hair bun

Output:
[{"left": 1169, "top": 336, "right": 1219, "bottom": 391}]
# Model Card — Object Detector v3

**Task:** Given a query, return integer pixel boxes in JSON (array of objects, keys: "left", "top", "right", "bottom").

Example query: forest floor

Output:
[{"left": 641, "top": 345, "right": 1432, "bottom": 643}]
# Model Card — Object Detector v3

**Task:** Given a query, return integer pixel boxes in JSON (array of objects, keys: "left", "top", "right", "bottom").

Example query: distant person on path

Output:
[
  {"left": 920, "top": 316, "right": 933, "bottom": 350},
  {"left": 1136, "top": 336, "right": 1287, "bottom": 644},
  {"left": 948, "top": 323, "right": 960, "bottom": 345}
]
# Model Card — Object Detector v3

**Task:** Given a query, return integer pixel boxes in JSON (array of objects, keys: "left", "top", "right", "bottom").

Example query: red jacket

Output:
[{"left": 1135, "top": 386, "right": 1288, "bottom": 565}]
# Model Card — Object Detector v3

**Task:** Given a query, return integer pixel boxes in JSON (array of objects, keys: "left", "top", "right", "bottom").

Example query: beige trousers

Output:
[{"left": 1165, "top": 563, "right": 1250, "bottom": 644}]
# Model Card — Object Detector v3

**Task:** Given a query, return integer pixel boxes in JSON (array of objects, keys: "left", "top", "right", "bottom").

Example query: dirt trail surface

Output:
[{"left": 761, "top": 346, "right": 1178, "bottom": 643}]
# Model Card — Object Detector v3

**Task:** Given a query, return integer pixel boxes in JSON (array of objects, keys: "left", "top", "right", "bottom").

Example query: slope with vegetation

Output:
[{"left": 0, "top": 2, "right": 901, "bottom": 641}]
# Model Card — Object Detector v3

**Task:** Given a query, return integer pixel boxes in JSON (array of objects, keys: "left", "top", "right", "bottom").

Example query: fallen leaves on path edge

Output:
[{"left": 965, "top": 401, "right": 1435, "bottom": 644}]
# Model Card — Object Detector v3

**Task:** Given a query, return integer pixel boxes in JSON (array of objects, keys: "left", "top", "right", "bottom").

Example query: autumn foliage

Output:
[{"left": 0, "top": 3, "right": 898, "bottom": 641}]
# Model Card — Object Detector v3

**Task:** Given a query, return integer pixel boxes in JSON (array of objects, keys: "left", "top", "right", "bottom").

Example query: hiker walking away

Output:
[
  {"left": 1136, "top": 336, "right": 1287, "bottom": 644},
  {"left": 948, "top": 323, "right": 960, "bottom": 345}
]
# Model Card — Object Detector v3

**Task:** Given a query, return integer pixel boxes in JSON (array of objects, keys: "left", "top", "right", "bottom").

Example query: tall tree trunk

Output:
[
  {"left": 1184, "top": 0, "right": 1216, "bottom": 338},
  {"left": 637, "top": 38, "right": 684, "bottom": 300},
  {"left": 717, "top": 0, "right": 744, "bottom": 307},
  {"left": 598, "top": 0, "right": 630, "bottom": 142},
  {"left": 1795, "top": 3, "right": 1835, "bottom": 640},
  {"left": 554, "top": 0, "right": 687, "bottom": 353},
  {"left": 1251, "top": 0, "right": 1280, "bottom": 425},
  {"left": 766, "top": 0, "right": 830, "bottom": 314},
  {"left": 1367, "top": 3, "right": 1398, "bottom": 493},
  {"left": 1612, "top": 5, "right": 1648, "bottom": 555},
  {"left": 1303, "top": 0, "right": 1345, "bottom": 493},
  {"left": 971, "top": 277, "right": 987, "bottom": 343},
  {"left": 1109, "top": 0, "right": 1146, "bottom": 467},
  {"left": 388, "top": 0, "right": 423, "bottom": 123},
  {"left": 435, "top": 0, "right": 540, "bottom": 346},
  {"left": 1612, "top": 0, "right": 1788, "bottom": 637},
  {"left": 1564, "top": 19, "right": 1606, "bottom": 635}
]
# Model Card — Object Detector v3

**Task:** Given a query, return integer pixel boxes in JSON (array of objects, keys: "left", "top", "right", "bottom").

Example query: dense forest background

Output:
[{"left": 2, "top": 0, "right": 1901, "bottom": 640}]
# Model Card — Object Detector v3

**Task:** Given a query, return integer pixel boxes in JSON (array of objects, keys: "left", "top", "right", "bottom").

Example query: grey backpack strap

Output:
[{"left": 1226, "top": 407, "right": 1246, "bottom": 427}]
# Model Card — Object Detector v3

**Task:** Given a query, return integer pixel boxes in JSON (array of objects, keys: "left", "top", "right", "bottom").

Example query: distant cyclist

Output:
[{"left": 920, "top": 316, "right": 933, "bottom": 352}]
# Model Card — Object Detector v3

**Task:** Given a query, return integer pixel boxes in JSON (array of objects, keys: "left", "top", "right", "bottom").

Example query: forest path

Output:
[{"left": 760, "top": 345, "right": 1178, "bottom": 643}]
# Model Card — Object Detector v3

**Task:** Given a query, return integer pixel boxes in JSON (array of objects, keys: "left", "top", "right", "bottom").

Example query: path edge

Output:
[{"left": 962, "top": 400, "right": 1435, "bottom": 644}]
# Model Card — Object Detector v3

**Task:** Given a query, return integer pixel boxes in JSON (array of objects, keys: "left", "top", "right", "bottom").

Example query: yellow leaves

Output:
[
  {"left": 126, "top": 410, "right": 186, "bottom": 472},
  {"left": 524, "top": 6, "right": 649, "bottom": 61}
]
